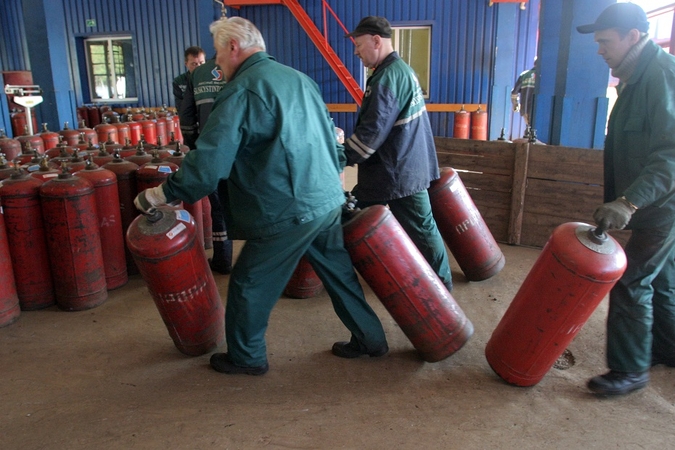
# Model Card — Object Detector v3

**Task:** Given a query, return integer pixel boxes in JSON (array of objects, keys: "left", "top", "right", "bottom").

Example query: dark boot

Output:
[{"left": 587, "top": 370, "right": 649, "bottom": 395}]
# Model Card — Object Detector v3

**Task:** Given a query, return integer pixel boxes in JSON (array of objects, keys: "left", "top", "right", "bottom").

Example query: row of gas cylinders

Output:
[
  {"left": 76, "top": 104, "right": 175, "bottom": 130},
  {"left": 1, "top": 112, "right": 182, "bottom": 161},
  {"left": 453, "top": 106, "right": 488, "bottom": 140},
  {"left": 0, "top": 143, "right": 211, "bottom": 317}
]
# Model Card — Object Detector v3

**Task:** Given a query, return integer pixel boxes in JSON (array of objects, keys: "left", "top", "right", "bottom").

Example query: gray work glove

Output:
[
  {"left": 593, "top": 197, "right": 636, "bottom": 231},
  {"left": 134, "top": 185, "right": 168, "bottom": 214}
]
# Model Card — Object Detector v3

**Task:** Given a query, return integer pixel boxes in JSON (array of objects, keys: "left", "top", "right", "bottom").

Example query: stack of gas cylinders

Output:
[
  {"left": 452, "top": 105, "right": 488, "bottom": 140},
  {"left": 0, "top": 111, "right": 212, "bottom": 325}
]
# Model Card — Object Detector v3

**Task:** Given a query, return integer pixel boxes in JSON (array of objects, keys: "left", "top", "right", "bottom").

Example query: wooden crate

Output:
[{"left": 434, "top": 137, "right": 629, "bottom": 248}]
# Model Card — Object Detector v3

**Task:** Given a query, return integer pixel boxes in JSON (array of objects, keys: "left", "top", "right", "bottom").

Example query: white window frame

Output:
[{"left": 84, "top": 35, "right": 137, "bottom": 103}]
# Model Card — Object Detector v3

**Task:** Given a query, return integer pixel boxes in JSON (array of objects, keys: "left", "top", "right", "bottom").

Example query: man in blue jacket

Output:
[
  {"left": 135, "top": 17, "right": 388, "bottom": 374},
  {"left": 578, "top": 2, "right": 675, "bottom": 396},
  {"left": 343, "top": 16, "right": 453, "bottom": 292}
]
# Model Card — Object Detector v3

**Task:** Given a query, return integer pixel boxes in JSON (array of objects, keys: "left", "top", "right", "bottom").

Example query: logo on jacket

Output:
[{"left": 211, "top": 68, "right": 223, "bottom": 81}]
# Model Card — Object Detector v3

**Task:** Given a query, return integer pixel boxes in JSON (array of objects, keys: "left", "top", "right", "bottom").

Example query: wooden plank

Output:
[
  {"left": 527, "top": 145, "right": 604, "bottom": 184},
  {"left": 454, "top": 171, "right": 512, "bottom": 193},
  {"left": 524, "top": 178, "right": 603, "bottom": 218},
  {"left": 326, "top": 103, "right": 358, "bottom": 113},
  {"left": 508, "top": 142, "right": 529, "bottom": 245},
  {"left": 426, "top": 103, "right": 487, "bottom": 112}
]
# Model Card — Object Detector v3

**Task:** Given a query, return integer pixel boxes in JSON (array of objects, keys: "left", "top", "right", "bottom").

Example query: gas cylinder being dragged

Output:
[
  {"left": 428, "top": 167, "right": 505, "bottom": 281},
  {"left": 343, "top": 205, "right": 473, "bottom": 362},
  {"left": 126, "top": 206, "right": 225, "bottom": 356},
  {"left": 485, "top": 222, "right": 627, "bottom": 387},
  {"left": 40, "top": 170, "right": 108, "bottom": 311},
  {"left": 283, "top": 256, "right": 324, "bottom": 299}
]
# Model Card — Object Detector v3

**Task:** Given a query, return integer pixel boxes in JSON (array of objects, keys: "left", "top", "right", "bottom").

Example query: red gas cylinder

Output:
[
  {"left": 118, "top": 138, "right": 138, "bottom": 158},
  {"left": 428, "top": 167, "right": 505, "bottom": 281},
  {"left": 126, "top": 206, "right": 225, "bottom": 355},
  {"left": 39, "top": 123, "right": 60, "bottom": 150},
  {"left": 136, "top": 157, "right": 178, "bottom": 198},
  {"left": 283, "top": 256, "right": 324, "bottom": 298},
  {"left": 77, "top": 106, "right": 89, "bottom": 127},
  {"left": 40, "top": 170, "right": 108, "bottom": 311},
  {"left": 0, "top": 200, "right": 21, "bottom": 327},
  {"left": 485, "top": 222, "right": 627, "bottom": 387},
  {"left": 139, "top": 117, "right": 158, "bottom": 146},
  {"left": 75, "top": 161, "right": 128, "bottom": 290},
  {"left": 65, "top": 149, "right": 89, "bottom": 173},
  {"left": 94, "top": 119, "right": 119, "bottom": 145},
  {"left": 103, "top": 156, "right": 140, "bottom": 275},
  {"left": 87, "top": 106, "right": 101, "bottom": 128},
  {"left": 77, "top": 120, "right": 99, "bottom": 146},
  {"left": 155, "top": 114, "right": 169, "bottom": 146},
  {"left": 127, "top": 121, "right": 142, "bottom": 145},
  {"left": 453, "top": 106, "right": 470, "bottom": 139},
  {"left": 10, "top": 109, "right": 38, "bottom": 139},
  {"left": 470, "top": 106, "right": 488, "bottom": 140},
  {"left": 91, "top": 146, "right": 114, "bottom": 166},
  {"left": 0, "top": 171, "right": 56, "bottom": 310},
  {"left": 161, "top": 148, "right": 204, "bottom": 249},
  {"left": 202, "top": 195, "right": 213, "bottom": 249},
  {"left": 30, "top": 157, "right": 60, "bottom": 182},
  {"left": 16, "top": 126, "right": 44, "bottom": 155},
  {"left": 0, "top": 129, "right": 22, "bottom": 161},
  {"left": 167, "top": 133, "right": 189, "bottom": 154},
  {"left": 110, "top": 117, "right": 130, "bottom": 145},
  {"left": 171, "top": 115, "right": 183, "bottom": 144},
  {"left": 126, "top": 143, "right": 154, "bottom": 168},
  {"left": 0, "top": 155, "right": 18, "bottom": 181},
  {"left": 343, "top": 205, "right": 474, "bottom": 362},
  {"left": 59, "top": 122, "right": 82, "bottom": 146}
]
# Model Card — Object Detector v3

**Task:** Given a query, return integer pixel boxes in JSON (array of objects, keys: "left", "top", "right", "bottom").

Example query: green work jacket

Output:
[
  {"left": 163, "top": 52, "right": 344, "bottom": 240},
  {"left": 605, "top": 40, "right": 675, "bottom": 229}
]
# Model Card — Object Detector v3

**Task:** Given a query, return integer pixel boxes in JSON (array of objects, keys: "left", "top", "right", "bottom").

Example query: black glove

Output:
[{"left": 593, "top": 197, "right": 636, "bottom": 230}]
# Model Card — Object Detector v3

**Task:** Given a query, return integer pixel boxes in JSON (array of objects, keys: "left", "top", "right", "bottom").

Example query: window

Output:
[
  {"left": 364, "top": 26, "right": 431, "bottom": 98},
  {"left": 84, "top": 36, "right": 137, "bottom": 102},
  {"left": 392, "top": 27, "right": 431, "bottom": 97}
]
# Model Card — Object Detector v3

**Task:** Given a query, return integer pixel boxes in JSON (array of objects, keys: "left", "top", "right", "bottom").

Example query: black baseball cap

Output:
[
  {"left": 345, "top": 16, "right": 392, "bottom": 38},
  {"left": 576, "top": 3, "right": 649, "bottom": 34}
]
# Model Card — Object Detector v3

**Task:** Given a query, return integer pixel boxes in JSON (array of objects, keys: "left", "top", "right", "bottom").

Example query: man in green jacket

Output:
[
  {"left": 578, "top": 2, "right": 675, "bottom": 396},
  {"left": 135, "top": 16, "right": 388, "bottom": 374}
]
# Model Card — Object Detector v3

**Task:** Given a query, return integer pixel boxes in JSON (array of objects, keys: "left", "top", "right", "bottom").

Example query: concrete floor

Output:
[{"left": 2, "top": 238, "right": 675, "bottom": 449}]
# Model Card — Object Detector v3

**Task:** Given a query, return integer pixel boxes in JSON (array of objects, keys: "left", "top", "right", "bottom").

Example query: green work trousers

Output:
[
  {"left": 225, "top": 207, "right": 387, "bottom": 367},
  {"left": 359, "top": 190, "right": 453, "bottom": 289},
  {"left": 607, "top": 221, "right": 675, "bottom": 372}
]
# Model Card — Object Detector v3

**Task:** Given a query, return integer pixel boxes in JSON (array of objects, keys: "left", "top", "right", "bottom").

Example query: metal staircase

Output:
[{"left": 223, "top": 0, "right": 363, "bottom": 105}]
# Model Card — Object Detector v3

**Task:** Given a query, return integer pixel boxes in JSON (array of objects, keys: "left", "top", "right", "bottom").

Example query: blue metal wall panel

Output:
[
  {"left": 1, "top": 0, "right": 538, "bottom": 139},
  {"left": 0, "top": 0, "right": 30, "bottom": 72},
  {"left": 61, "top": 0, "right": 204, "bottom": 109}
]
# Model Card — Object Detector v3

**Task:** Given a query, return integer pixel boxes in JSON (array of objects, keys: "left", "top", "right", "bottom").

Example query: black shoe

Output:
[
  {"left": 651, "top": 354, "right": 675, "bottom": 367},
  {"left": 208, "top": 258, "right": 232, "bottom": 275},
  {"left": 443, "top": 281, "right": 453, "bottom": 292},
  {"left": 209, "top": 353, "right": 269, "bottom": 375},
  {"left": 587, "top": 370, "right": 649, "bottom": 395},
  {"left": 331, "top": 341, "right": 389, "bottom": 358}
]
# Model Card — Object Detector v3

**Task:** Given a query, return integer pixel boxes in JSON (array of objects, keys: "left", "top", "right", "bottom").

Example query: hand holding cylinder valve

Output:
[
  {"left": 593, "top": 196, "right": 637, "bottom": 231},
  {"left": 134, "top": 184, "right": 168, "bottom": 214}
]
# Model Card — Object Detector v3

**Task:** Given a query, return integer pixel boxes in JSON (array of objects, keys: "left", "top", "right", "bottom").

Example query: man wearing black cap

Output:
[
  {"left": 343, "top": 16, "right": 453, "bottom": 293},
  {"left": 577, "top": 2, "right": 675, "bottom": 396}
]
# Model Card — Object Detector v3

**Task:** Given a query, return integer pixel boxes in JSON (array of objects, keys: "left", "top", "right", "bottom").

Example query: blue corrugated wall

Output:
[{"left": 0, "top": 0, "right": 539, "bottom": 139}]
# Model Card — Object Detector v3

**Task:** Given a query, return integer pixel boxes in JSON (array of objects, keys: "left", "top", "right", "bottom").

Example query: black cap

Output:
[
  {"left": 345, "top": 16, "right": 392, "bottom": 38},
  {"left": 577, "top": 3, "right": 649, "bottom": 34}
]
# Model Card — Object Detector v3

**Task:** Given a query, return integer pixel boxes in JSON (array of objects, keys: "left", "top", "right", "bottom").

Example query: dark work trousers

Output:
[
  {"left": 358, "top": 190, "right": 453, "bottom": 290},
  {"left": 224, "top": 207, "right": 387, "bottom": 367},
  {"left": 209, "top": 181, "right": 233, "bottom": 267},
  {"left": 607, "top": 221, "right": 675, "bottom": 372}
]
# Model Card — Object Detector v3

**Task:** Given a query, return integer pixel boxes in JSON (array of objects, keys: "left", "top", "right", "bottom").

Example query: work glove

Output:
[
  {"left": 134, "top": 184, "right": 168, "bottom": 214},
  {"left": 593, "top": 197, "right": 636, "bottom": 231}
]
